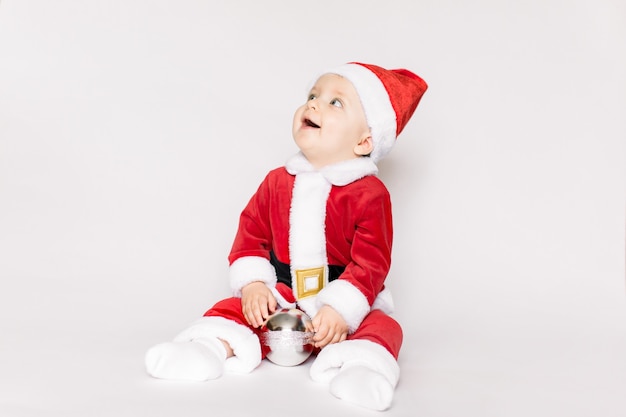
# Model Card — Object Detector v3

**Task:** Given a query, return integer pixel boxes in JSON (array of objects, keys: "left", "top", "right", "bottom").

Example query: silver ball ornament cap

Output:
[{"left": 260, "top": 308, "right": 315, "bottom": 367}]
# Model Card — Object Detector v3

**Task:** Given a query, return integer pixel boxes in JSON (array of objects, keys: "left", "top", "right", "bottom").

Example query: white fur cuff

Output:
[
  {"left": 316, "top": 280, "right": 371, "bottom": 333},
  {"left": 229, "top": 256, "right": 277, "bottom": 297},
  {"left": 173, "top": 316, "right": 262, "bottom": 374},
  {"left": 372, "top": 287, "right": 395, "bottom": 315}
]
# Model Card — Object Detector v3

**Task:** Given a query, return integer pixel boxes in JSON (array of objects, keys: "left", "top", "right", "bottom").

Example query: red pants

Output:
[{"left": 204, "top": 296, "right": 403, "bottom": 359}]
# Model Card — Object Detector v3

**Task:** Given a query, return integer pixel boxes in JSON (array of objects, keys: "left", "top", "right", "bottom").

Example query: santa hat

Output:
[{"left": 322, "top": 62, "right": 427, "bottom": 163}]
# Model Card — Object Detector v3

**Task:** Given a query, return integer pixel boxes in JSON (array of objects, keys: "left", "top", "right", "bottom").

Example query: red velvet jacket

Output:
[{"left": 227, "top": 155, "right": 394, "bottom": 331}]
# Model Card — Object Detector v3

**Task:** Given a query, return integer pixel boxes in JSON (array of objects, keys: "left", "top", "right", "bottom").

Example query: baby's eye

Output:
[
  {"left": 308, "top": 94, "right": 317, "bottom": 101},
  {"left": 330, "top": 98, "right": 343, "bottom": 108}
]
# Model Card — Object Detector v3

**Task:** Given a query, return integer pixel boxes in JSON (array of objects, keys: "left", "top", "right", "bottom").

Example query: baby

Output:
[{"left": 146, "top": 62, "right": 427, "bottom": 411}]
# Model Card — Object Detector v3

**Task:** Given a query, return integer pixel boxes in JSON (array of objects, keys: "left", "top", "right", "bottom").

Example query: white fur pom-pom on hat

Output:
[{"left": 322, "top": 62, "right": 427, "bottom": 163}]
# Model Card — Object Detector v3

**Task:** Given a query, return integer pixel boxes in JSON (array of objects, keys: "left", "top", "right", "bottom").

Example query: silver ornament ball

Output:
[{"left": 260, "top": 308, "right": 314, "bottom": 366}]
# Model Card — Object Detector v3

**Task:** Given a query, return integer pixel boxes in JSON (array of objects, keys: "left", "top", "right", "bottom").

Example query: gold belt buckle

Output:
[{"left": 295, "top": 266, "right": 325, "bottom": 299}]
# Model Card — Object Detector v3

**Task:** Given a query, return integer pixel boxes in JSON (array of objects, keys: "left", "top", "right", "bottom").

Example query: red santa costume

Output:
[{"left": 146, "top": 62, "right": 427, "bottom": 411}]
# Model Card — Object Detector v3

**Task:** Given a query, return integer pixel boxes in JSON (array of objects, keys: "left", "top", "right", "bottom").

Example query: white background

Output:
[{"left": 0, "top": 0, "right": 624, "bottom": 416}]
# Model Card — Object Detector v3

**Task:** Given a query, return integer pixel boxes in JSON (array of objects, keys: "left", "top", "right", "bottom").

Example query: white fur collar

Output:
[{"left": 285, "top": 152, "right": 378, "bottom": 186}]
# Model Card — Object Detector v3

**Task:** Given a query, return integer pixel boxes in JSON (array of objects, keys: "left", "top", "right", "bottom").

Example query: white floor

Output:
[{"left": 1, "top": 296, "right": 624, "bottom": 417}]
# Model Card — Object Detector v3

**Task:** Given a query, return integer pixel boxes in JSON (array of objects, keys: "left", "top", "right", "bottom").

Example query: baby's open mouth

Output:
[{"left": 304, "top": 118, "right": 320, "bottom": 128}]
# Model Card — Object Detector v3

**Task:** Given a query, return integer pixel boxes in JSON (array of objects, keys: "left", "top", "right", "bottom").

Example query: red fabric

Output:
[
  {"left": 350, "top": 309, "right": 403, "bottom": 359},
  {"left": 228, "top": 167, "right": 393, "bottom": 306},
  {"left": 276, "top": 282, "right": 296, "bottom": 304}
]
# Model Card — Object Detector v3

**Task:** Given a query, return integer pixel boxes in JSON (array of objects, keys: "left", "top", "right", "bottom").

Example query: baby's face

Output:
[{"left": 292, "top": 74, "right": 371, "bottom": 169}]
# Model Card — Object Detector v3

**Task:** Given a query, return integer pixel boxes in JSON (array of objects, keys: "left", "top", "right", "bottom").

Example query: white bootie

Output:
[
  {"left": 147, "top": 316, "right": 262, "bottom": 376},
  {"left": 145, "top": 338, "right": 226, "bottom": 381},
  {"left": 310, "top": 340, "right": 400, "bottom": 411}
]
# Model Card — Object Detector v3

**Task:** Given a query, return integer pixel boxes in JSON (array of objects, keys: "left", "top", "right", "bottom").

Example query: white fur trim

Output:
[
  {"left": 320, "top": 157, "right": 378, "bottom": 186},
  {"left": 173, "top": 316, "right": 262, "bottom": 374},
  {"left": 289, "top": 171, "right": 331, "bottom": 303},
  {"left": 325, "top": 64, "right": 397, "bottom": 163},
  {"left": 296, "top": 296, "right": 319, "bottom": 320},
  {"left": 310, "top": 339, "right": 400, "bottom": 388},
  {"left": 269, "top": 286, "right": 297, "bottom": 310},
  {"left": 372, "top": 287, "right": 395, "bottom": 314},
  {"left": 285, "top": 151, "right": 315, "bottom": 174},
  {"left": 285, "top": 152, "right": 381, "bottom": 319},
  {"left": 285, "top": 152, "right": 378, "bottom": 185},
  {"left": 316, "top": 280, "right": 371, "bottom": 333},
  {"left": 229, "top": 256, "right": 277, "bottom": 297}
]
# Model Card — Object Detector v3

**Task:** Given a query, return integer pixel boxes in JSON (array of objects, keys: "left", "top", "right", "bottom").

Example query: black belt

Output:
[{"left": 270, "top": 250, "right": 345, "bottom": 288}]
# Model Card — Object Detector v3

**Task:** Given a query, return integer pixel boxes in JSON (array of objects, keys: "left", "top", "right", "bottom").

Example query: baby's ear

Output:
[{"left": 354, "top": 134, "right": 373, "bottom": 156}]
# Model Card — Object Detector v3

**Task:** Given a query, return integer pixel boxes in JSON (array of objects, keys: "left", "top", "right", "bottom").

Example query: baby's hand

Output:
[
  {"left": 312, "top": 305, "right": 348, "bottom": 349},
  {"left": 241, "top": 282, "right": 277, "bottom": 328}
]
